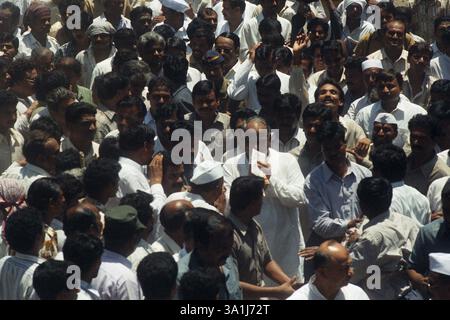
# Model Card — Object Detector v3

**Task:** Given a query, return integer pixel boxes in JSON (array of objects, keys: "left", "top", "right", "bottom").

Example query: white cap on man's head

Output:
[
  {"left": 160, "top": 0, "right": 189, "bottom": 13},
  {"left": 362, "top": 59, "right": 383, "bottom": 71},
  {"left": 190, "top": 161, "right": 223, "bottom": 185},
  {"left": 430, "top": 253, "right": 450, "bottom": 276},
  {"left": 374, "top": 113, "right": 398, "bottom": 125}
]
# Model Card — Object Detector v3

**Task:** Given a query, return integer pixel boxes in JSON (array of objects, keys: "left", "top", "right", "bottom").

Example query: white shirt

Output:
[
  {"left": 430, "top": 53, "right": 450, "bottom": 81},
  {"left": 438, "top": 149, "right": 450, "bottom": 166},
  {"left": 0, "top": 252, "right": 44, "bottom": 300},
  {"left": 165, "top": 191, "right": 220, "bottom": 213},
  {"left": 240, "top": 13, "right": 291, "bottom": 60},
  {"left": 391, "top": 181, "right": 431, "bottom": 226},
  {"left": 127, "top": 239, "right": 154, "bottom": 272},
  {"left": 215, "top": 20, "right": 245, "bottom": 40},
  {"left": 18, "top": 32, "right": 59, "bottom": 58},
  {"left": 342, "top": 20, "right": 375, "bottom": 43},
  {"left": 355, "top": 99, "right": 427, "bottom": 147},
  {"left": 367, "top": 48, "right": 410, "bottom": 75},
  {"left": 89, "top": 56, "right": 114, "bottom": 89},
  {"left": 213, "top": 1, "right": 258, "bottom": 29},
  {"left": 223, "top": 148, "right": 305, "bottom": 280},
  {"left": 93, "top": 14, "right": 132, "bottom": 30},
  {"left": 1, "top": 162, "right": 51, "bottom": 191},
  {"left": 77, "top": 281, "right": 101, "bottom": 300},
  {"left": 427, "top": 176, "right": 450, "bottom": 213},
  {"left": 91, "top": 249, "right": 143, "bottom": 300},
  {"left": 287, "top": 275, "right": 369, "bottom": 300},
  {"left": 151, "top": 230, "right": 182, "bottom": 256},
  {"left": 187, "top": 66, "right": 202, "bottom": 92},
  {"left": 304, "top": 161, "right": 372, "bottom": 239},
  {"left": 116, "top": 156, "right": 167, "bottom": 212},
  {"left": 76, "top": 46, "right": 117, "bottom": 88}
]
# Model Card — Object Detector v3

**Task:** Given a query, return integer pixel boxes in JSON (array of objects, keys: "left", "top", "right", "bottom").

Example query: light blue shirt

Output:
[{"left": 304, "top": 161, "right": 372, "bottom": 239}]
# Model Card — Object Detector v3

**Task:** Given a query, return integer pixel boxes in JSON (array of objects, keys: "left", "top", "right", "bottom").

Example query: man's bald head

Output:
[
  {"left": 314, "top": 240, "right": 350, "bottom": 270},
  {"left": 160, "top": 200, "right": 193, "bottom": 234},
  {"left": 246, "top": 116, "right": 269, "bottom": 131},
  {"left": 63, "top": 202, "right": 102, "bottom": 238}
]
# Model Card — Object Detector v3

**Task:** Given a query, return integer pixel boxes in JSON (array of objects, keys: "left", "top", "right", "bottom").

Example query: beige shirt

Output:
[
  {"left": 367, "top": 49, "right": 409, "bottom": 75},
  {"left": 94, "top": 105, "right": 117, "bottom": 144},
  {"left": 401, "top": 73, "right": 432, "bottom": 109},
  {"left": 0, "top": 129, "right": 24, "bottom": 175},
  {"left": 405, "top": 155, "right": 450, "bottom": 195},
  {"left": 340, "top": 116, "right": 367, "bottom": 150}
]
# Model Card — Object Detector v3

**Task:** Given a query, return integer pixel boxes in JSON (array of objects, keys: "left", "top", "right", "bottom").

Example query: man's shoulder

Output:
[
  {"left": 287, "top": 284, "right": 311, "bottom": 300},
  {"left": 367, "top": 49, "right": 383, "bottom": 59},
  {"left": 342, "top": 283, "right": 369, "bottom": 299}
]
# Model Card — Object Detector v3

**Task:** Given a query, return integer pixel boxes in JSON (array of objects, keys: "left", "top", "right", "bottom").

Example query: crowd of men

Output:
[{"left": 1, "top": 0, "right": 450, "bottom": 301}]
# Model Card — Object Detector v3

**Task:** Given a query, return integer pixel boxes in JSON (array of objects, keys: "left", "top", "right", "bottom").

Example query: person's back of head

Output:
[
  {"left": 153, "top": 24, "right": 176, "bottom": 41},
  {"left": 83, "top": 158, "right": 121, "bottom": 200},
  {"left": 229, "top": 176, "right": 265, "bottom": 215},
  {"left": 370, "top": 143, "right": 406, "bottom": 183},
  {"left": 55, "top": 149, "right": 82, "bottom": 175},
  {"left": 301, "top": 102, "right": 333, "bottom": 124},
  {"left": 33, "top": 260, "right": 78, "bottom": 300},
  {"left": 63, "top": 204, "right": 101, "bottom": 238},
  {"left": 229, "top": 108, "right": 257, "bottom": 130},
  {"left": 357, "top": 177, "right": 393, "bottom": 219},
  {"left": 256, "top": 73, "right": 281, "bottom": 94},
  {"left": 5, "top": 207, "right": 44, "bottom": 255},
  {"left": 34, "top": 70, "right": 70, "bottom": 102},
  {"left": 179, "top": 268, "right": 223, "bottom": 299},
  {"left": 55, "top": 173, "right": 84, "bottom": 209},
  {"left": 136, "top": 252, "right": 178, "bottom": 299},
  {"left": 112, "top": 49, "right": 139, "bottom": 71},
  {"left": 46, "top": 86, "right": 76, "bottom": 113},
  {"left": 63, "top": 233, "right": 103, "bottom": 278},
  {"left": 120, "top": 191, "right": 154, "bottom": 236},
  {"left": 29, "top": 116, "right": 62, "bottom": 141},
  {"left": 316, "top": 120, "right": 346, "bottom": 145},
  {"left": 22, "top": 129, "right": 58, "bottom": 166},
  {"left": 119, "top": 124, "right": 155, "bottom": 153},
  {"left": 163, "top": 54, "right": 188, "bottom": 86},
  {"left": 95, "top": 72, "right": 130, "bottom": 102},
  {"left": 99, "top": 136, "right": 120, "bottom": 161},
  {"left": 159, "top": 200, "right": 192, "bottom": 235},
  {"left": 113, "top": 28, "right": 137, "bottom": 50},
  {"left": 26, "top": 177, "right": 62, "bottom": 214}
]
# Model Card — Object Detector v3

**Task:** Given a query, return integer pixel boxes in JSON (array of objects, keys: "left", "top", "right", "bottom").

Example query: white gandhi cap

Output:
[
  {"left": 190, "top": 161, "right": 224, "bottom": 185},
  {"left": 374, "top": 113, "right": 398, "bottom": 125},
  {"left": 362, "top": 59, "right": 383, "bottom": 71},
  {"left": 160, "top": 0, "right": 190, "bottom": 13},
  {"left": 429, "top": 252, "right": 450, "bottom": 276}
]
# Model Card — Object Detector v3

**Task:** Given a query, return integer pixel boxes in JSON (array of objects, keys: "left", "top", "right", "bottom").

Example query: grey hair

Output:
[
  {"left": 138, "top": 31, "right": 166, "bottom": 50},
  {"left": 46, "top": 87, "right": 76, "bottom": 111},
  {"left": 31, "top": 47, "right": 53, "bottom": 60},
  {"left": 119, "top": 60, "right": 152, "bottom": 84},
  {"left": 246, "top": 116, "right": 270, "bottom": 131}
]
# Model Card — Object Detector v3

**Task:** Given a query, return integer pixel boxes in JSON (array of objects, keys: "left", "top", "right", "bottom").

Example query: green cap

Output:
[{"left": 105, "top": 205, "right": 146, "bottom": 230}]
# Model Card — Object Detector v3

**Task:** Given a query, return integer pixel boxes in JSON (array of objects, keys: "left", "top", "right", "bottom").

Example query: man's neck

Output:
[
  {"left": 262, "top": 10, "right": 277, "bottom": 19},
  {"left": 347, "top": 18, "right": 360, "bottom": 32},
  {"left": 381, "top": 97, "right": 400, "bottom": 113},
  {"left": 31, "top": 31, "right": 47, "bottom": 46},
  {"left": 326, "top": 159, "right": 349, "bottom": 178},
  {"left": 10, "top": 86, "right": 30, "bottom": 99},
  {"left": 105, "top": 12, "right": 121, "bottom": 28},
  {"left": 305, "top": 141, "right": 321, "bottom": 154},
  {"left": 166, "top": 231, "right": 184, "bottom": 248},
  {"left": 234, "top": 211, "right": 253, "bottom": 226},
  {"left": 279, "top": 127, "right": 297, "bottom": 144},
  {"left": 123, "top": 153, "right": 144, "bottom": 166},
  {"left": 228, "top": 18, "right": 242, "bottom": 32},
  {"left": 314, "top": 277, "right": 341, "bottom": 300},
  {"left": 410, "top": 151, "right": 435, "bottom": 169},
  {"left": 93, "top": 47, "right": 112, "bottom": 63},
  {"left": 105, "top": 246, "right": 130, "bottom": 258},
  {"left": 407, "top": 67, "right": 425, "bottom": 80},
  {"left": 70, "top": 138, "right": 91, "bottom": 155},
  {"left": 384, "top": 46, "right": 402, "bottom": 62}
]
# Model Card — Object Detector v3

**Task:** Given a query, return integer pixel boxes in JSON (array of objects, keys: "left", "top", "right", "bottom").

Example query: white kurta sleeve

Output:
[
  {"left": 227, "top": 59, "right": 254, "bottom": 101},
  {"left": 289, "top": 66, "right": 309, "bottom": 109}
]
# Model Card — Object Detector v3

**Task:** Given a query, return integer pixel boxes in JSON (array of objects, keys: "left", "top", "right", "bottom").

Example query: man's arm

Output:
[{"left": 239, "top": 278, "right": 296, "bottom": 300}]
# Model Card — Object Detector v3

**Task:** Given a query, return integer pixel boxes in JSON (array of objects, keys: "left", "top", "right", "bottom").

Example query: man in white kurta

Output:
[{"left": 223, "top": 118, "right": 305, "bottom": 281}]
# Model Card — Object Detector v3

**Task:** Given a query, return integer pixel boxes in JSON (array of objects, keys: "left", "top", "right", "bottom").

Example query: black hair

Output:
[
  {"left": 408, "top": 114, "right": 439, "bottom": 140},
  {"left": 224, "top": 0, "right": 246, "bottom": 12},
  {"left": 22, "top": 129, "right": 57, "bottom": 165},
  {"left": 394, "top": 6, "right": 413, "bottom": 25},
  {"left": 314, "top": 78, "right": 345, "bottom": 102},
  {"left": 55, "top": 149, "right": 82, "bottom": 174},
  {"left": 120, "top": 191, "right": 154, "bottom": 226},
  {"left": 230, "top": 108, "right": 257, "bottom": 130},
  {"left": 112, "top": 49, "right": 139, "bottom": 69},
  {"left": 191, "top": 208, "right": 233, "bottom": 247},
  {"left": 79, "top": 10, "right": 94, "bottom": 30},
  {"left": 118, "top": 60, "right": 151, "bottom": 90},
  {"left": 187, "top": 18, "right": 215, "bottom": 46},
  {"left": 375, "top": 70, "right": 404, "bottom": 89},
  {"left": 154, "top": 102, "right": 185, "bottom": 122},
  {"left": 408, "top": 42, "right": 433, "bottom": 60},
  {"left": 55, "top": 57, "right": 82, "bottom": 77},
  {"left": 130, "top": 5, "right": 153, "bottom": 21},
  {"left": 357, "top": 177, "right": 393, "bottom": 216},
  {"left": 0, "top": 32, "right": 19, "bottom": 50},
  {"left": 114, "top": 28, "right": 137, "bottom": 50},
  {"left": 274, "top": 46, "right": 293, "bottom": 68},
  {"left": 258, "top": 17, "right": 282, "bottom": 35},
  {"left": 179, "top": 268, "right": 223, "bottom": 300},
  {"left": 430, "top": 79, "right": 450, "bottom": 96},
  {"left": 119, "top": 124, "right": 155, "bottom": 152},
  {"left": 429, "top": 101, "right": 450, "bottom": 129},
  {"left": 0, "top": 1, "right": 20, "bottom": 24},
  {"left": 83, "top": 158, "right": 121, "bottom": 199},
  {"left": 147, "top": 76, "right": 173, "bottom": 94},
  {"left": 434, "top": 15, "right": 450, "bottom": 32},
  {"left": 192, "top": 80, "right": 215, "bottom": 100},
  {"left": 95, "top": 72, "right": 130, "bottom": 101},
  {"left": 5, "top": 207, "right": 43, "bottom": 253},
  {"left": 57, "top": 0, "right": 84, "bottom": 13},
  {"left": 0, "top": 89, "right": 18, "bottom": 110},
  {"left": 136, "top": 252, "right": 177, "bottom": 299},
  {"left": 163, "top": 54, "right": 188, "bottom": 85},
  {"left": 63, "top": 206, "right": 99, "bottom": 237},
  {"left": 99, "top": 136, "right": 120, "bottom": 161},
  {"left": 167, "top": 36, "right": 187, "bottom": 54},
  {"left": 29, "top": 117, "right": 63, "bottom": 141},
  {"left": 307, "top": 18, "right": 329, "bottom": 34},
  {"left": 344, "top": 56, "right": 367, "bottom": 71},
  {"left": 63, "top": 233, "right": 103, "bottom": 273},
  {"left": 55, "top": 173, "right": 85, "bottom": 207},
  {"left": 302, "top": 102, "right": 333, "bottom": 123},
  {"left": 217, "top": 32, "right": 240, "bottom": 50},
  {"left": 262, "top": 33, "right": 285, "bottom": 49},
  {"left": 321, "top": 40, "right": 345, "bottom": 58},
  {"left": 153, "top": 24, "right": 176, "bottom": 41},
  {"left": 33, "top": 260, "right": 73, "bottom": 300},
  {"left": 27, "top": 177, "right": 62, "bottom": 213},
  {"left": 230, "top": 176, "right": 265, "bottom": 213},
  {"left": 8, "top": 58, "right": 36, "bottom": 86},
  {"left": 378, "top": 1, "right": 396, "bottom": 15},
  {"left": 255, "top": 44, "right": 273, "bottom": 62},
  {"left": 256, "top": 73, "right": 281, "bottom": 93},
  {"left": 274, "top": 93, "right": 302, "bottom": 120},
  {"left": 34, "top": 71, "right": 70, "bottom": 102},
  {"left": 65, "top": 102, "right": 96, "bottom": 126},
  {"left": 117, "top": 95, "right": 147, "bottom": 119},
  {"left": 316, "top": 121, "right": 346, "bottom": 144},
  {"left": 370, "top": 144, "right": 406, "bottom": 182}
]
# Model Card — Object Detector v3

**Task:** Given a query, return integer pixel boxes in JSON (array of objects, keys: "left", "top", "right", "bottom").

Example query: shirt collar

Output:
[
  {"left": 322, "top": 160, "right": 355, "bottom": 182},
  {"left": 228, "top": 213, "right": 249, "bottom": 236},
  {"left": 391, "top": 181, "right": 405, "bottom": 188},
  {"left": 25, "top": 163, "right": 50, "bottom": 177},
  {"left": 103, "top": 249, "right": 132, "bottom": 269},
  {"left": 309, "top": 275, "right": 343, "bottom": 300},
  {"left": 15, "top": 252, "right": 44, "bottom": 264},
  {"left": 363, "top": 210, "right": 390, "bottom": 230},
  {"left": 118, "top": 156, "right": 144, "bottom": 173},
  {"left": 160, "top": 230, "right": 181, "bottom": 253},
  {"left": 380, "top": 48, "right": 409, "bottom": 64}
]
